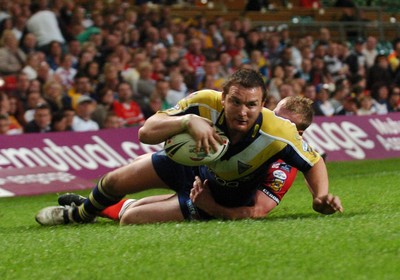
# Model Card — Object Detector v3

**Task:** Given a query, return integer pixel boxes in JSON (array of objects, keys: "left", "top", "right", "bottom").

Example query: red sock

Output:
[{"left": 100, "top": 199, "right": 128, "bottom": 221}]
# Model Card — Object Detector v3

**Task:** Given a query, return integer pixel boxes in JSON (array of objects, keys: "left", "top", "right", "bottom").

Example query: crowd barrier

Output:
[{"left": 1, "top": 113, "right": 399, "bottom": 197}]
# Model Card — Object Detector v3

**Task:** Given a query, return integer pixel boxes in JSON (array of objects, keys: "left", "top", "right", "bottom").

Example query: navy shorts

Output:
[{"left": 151, "top": 151, "right": 213, "bottom": 221}]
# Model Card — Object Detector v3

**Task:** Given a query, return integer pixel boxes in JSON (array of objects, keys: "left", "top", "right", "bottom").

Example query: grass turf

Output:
[{"left": 0, "top": 158, "right": 399, "bottom": 280}]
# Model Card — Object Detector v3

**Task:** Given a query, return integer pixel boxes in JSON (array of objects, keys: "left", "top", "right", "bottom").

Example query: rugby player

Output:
[
  {"left": 54, "top": 96, "right": 343, "bottom": 224},
  {"left": 36, "top": 68, "right": 342, "bottom": 225}
]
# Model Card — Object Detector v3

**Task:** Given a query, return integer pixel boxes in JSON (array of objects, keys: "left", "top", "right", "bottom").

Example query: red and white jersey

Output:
[{"left": 258, "top": 159, "right": 298, "bottom": 205}]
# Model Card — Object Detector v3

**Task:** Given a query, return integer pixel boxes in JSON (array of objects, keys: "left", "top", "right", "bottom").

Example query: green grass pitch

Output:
[{"left": 1, "top": 158, "right": 399, "bottom": 280}]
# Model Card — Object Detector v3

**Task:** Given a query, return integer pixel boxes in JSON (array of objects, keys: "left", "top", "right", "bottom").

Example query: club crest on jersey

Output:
[{"left": 270, "top": 178, "right": 284, "bottom": 192}]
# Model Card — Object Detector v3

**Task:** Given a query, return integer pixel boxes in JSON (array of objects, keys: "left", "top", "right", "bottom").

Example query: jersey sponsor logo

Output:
[
  {"left": 279, "top": 163, "right": 292, "bottom": 172},
  {"left": 273, "top": 170, "right": 287, "bottom": 180},
  {"left": 261, "top": 188, "right": 280, "bottom": 204}
]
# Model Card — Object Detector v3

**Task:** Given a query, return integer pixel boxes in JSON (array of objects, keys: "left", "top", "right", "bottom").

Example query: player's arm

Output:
[
  {"left": 139, "top": 112, "right": 221, "bottom": 153},
  {"left": 303, "top": 158, "right": 344, "bottom": 215},
  {"left": 190, "top": 177, "right": 277, "bottom": 220}
]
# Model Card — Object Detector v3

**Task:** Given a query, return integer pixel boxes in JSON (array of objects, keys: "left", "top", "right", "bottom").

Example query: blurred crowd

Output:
[{"left": 0, "top": 0, "right": 399, "bottom": 136}]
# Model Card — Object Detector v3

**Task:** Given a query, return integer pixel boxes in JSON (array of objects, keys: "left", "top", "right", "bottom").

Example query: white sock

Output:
[{"left": 118, "top": 199, "right": 137, "bottom": 220}]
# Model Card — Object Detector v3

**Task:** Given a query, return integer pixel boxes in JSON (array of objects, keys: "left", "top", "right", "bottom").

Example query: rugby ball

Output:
[{"left": 164, "top": 130, "right": 229, "bottom": 166}]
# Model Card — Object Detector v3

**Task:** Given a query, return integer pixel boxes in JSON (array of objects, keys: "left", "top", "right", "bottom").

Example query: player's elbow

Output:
[{"left": 138, "top": 126, "right": 152, "bottom": 143}]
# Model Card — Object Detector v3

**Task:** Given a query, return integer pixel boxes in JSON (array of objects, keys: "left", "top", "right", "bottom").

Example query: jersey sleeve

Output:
[
  {"left": 258, "top": 160, "right": 298, "bottom": 205},
  {"left": 158, "top": 89, "right": 223, "bottom": 119}
]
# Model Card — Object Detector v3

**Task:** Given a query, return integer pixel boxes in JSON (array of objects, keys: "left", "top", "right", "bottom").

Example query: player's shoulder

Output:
[
  {"left": 185, "top": 89, "right": 222, "bottom": 105},
  {"left": 260, "top": 108, "right": 298, "bottom": 137}
]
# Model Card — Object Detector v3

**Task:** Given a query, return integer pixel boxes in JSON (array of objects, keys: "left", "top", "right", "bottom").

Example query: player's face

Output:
[{"left": 222, "top": 85, "right": 264, "bottom": 139}]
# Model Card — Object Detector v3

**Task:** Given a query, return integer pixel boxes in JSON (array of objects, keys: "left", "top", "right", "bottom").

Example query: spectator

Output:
[
  {"left": 67, "top": 73, "right": 93, "bottom": 109},
  {"left": 297, "top": 58, "right": 312, "bottom": 84},
  {"left": 336, "top": 95, "right": 359, "bottom": 116},
  {"left": 248, "top": 49, "right": 268, "bottom": 80},
  {"left": 388, "top": 86, "right": 400, "bottom": 112},
  {"left": 83, "top": 61, "right": 101, "bottom": 94},
  {"left": 23, "top": 91, "right": 46, "bottom": 123},
  {"left": 303, "top": 83, "right": 317, "bottom": 101},
  {"left": 113, "top": 82, "right": 145, "bottom": 127},
  {"left": 24, "top": 103, "right": 52, "bottom": 133},
  {"left": 20, "top": 32, "right": 38, "bottom": 55},
  {"left": 310, "top": 56, "right": 331, "bottom": 86},
  {"left": 267, "top": 64, "right": 285, "bottom": 101},
  {"left": 166, "top": 71, "right": 188, "bottom": 106},
  {"left": 103, "top": 111, "right": 123, "bottom": 129},
  {"left": 0, "top": 91, "right": 23, "bottom": 134},
  {"left": 25, "top": 2, "right": 66, "bottom": 51},
  {"left": 357, "top": 95, "right": 376, "bottom": 115},
  {"left": 135, "top": 61, "right": 156, "bottom": 111},
  {"left": 9, "top": 73, "right": 30, "bottom": 106},
  {"left": 371, "top": 83, "right": 390, "bottom": 114},
  {"left": 71, "top": 95, "right": 99, "bottom": 132},
  {"left": 362, "top": 36, "right": 378, "bottom": 69},
  {"left": 329, "top": 85, "right": 348, "bottom": 114},
  {"left": 184, "top": 37, "right": 206, "bottom": 84},
  {"left": 7, "top": 94, "right": 25, "bottom": 127},
  {"left": 42, "top": 80, "right": 66, "bottom": 113},
  {"left": 54, "top": 53, "right": 78, "bottom": 91},
  {"left": 91, "top": 87, "right": 115, "bottom": 128},
  {"left": 0, "top": 30, "right": 26, "bottom": 75},
  {"left": 344, "top": 38, "right": 367, "bottom": 81},
  {"left": 279, "top": 82, "right": 296, "bottom": 100},
  {"left": 324, "top": 42, "right": 347, "bottom": 82},
  {"left": 97, "top": 62, "right": 122, "bottom": 95},
  {"left": 313, "top": 85, "right": 335, "bottom": 116},
  {"left": 366, "top": 54, "right": 392, "bottom": 90},
  {"left": 51, "top": 110, "right": 70, "bottom": 132},
  {"left": 0, "top": 113, "right": 10, "bottom": 134},
  {"left": 46, "top": 40, "right": 64, "bottom": 71},
  {"left": 22, "top": 52, "right": 41, "bottom": 80},
  {"left": 197, "top": 60, "right": 224, "bottom": 91},
  {"left": 37, "top": 61, "right": 55, "bottom": 85}
]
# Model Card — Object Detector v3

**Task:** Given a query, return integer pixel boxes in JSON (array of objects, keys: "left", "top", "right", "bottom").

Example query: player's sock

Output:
[
  {"left": 100, "top": 199, "right": 128, "bottom": 221},
  {"left": 71, "top": 176, "right": 124, "bottom": 223},
  {"left": 118, "top": 199, "right": 137, "bottom": 220}
]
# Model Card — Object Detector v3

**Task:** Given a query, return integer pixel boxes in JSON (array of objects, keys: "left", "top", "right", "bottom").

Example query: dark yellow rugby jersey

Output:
[{"left": 160, "top": 90, "right": 320, "bottom": 207}]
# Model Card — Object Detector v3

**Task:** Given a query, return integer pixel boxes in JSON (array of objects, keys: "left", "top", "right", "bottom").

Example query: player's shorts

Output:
[{"left": 152, "top": 151, "right": 214, "bottom": 221}]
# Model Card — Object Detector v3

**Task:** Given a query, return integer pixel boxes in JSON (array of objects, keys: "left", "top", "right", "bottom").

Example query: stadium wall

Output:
[{"left": 1, "top": 113, "right": 399, "bottom": 197}]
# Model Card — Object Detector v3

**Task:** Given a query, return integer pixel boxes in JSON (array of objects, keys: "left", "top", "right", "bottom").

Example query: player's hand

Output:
[
  {"left": 190, "top": 176, "right": 216, "bottom": 211},
  {"left": 313, "top": 194, "right": 344, "bottom": 215},
  {"left": 184, "top": 115, "right": 223, "bottom": 154}
]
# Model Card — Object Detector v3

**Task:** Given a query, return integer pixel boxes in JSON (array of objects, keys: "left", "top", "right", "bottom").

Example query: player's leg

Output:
[
  {"left": 36, "top": 153, "right": 169, "bottom": 225},
  {"left": 73, "top": 153, "right": 169, "bottom": 223},
  {"left": 101, "top": 194, "right": 174, "bottom": 221},
  {"left": 119, "top": 194, "right": 184, "bottom": 225}
]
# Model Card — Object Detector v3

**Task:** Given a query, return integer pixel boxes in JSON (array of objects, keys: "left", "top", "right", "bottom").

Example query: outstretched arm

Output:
[
  {"left": 190, "top": 177, "right": 277, "bottom": 220},
  {"left": 303, "top": 158, "right": 344, "bottom": 215}
]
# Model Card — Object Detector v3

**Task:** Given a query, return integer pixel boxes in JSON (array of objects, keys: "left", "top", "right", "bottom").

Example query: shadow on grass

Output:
[
  {"left": 0, "top": 211, "right": 366, "bottom": 234},
  {"left": 264, "top": 210, "right": 366, "bottom": 222}
]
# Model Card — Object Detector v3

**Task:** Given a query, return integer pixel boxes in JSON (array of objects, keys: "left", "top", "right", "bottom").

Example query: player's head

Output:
[
  {"left": 273, "top": 96, "right": 314, "bottom": 135},
  {"left": 222, "top": 68, "right": 267, "bottom": 101},
  {"left": 221, "top": 68, "right": 267, "bottom": 137}
]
